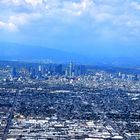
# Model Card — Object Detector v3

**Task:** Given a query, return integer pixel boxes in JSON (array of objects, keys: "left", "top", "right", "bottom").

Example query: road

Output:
[{"left": 2, "top": 107, "right": 14, "bottom": 140}]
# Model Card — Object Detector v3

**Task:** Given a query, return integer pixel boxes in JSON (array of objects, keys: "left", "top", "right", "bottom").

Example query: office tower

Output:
[
  {"left": 65, "top": 63, "right": 73, "bottom": 77},
  {"left": 38, "top": 65, "right": 42, "bottom": 78},
  {"left": 65, "top": 68, "right": 68, "bottom": 76},
  {"left": 69, "top": 62, "right": 72, "bottom": 77},
  {"left": 74, "top": 65, "right": 86, "bottom": 76},
  {"left": 118, "top": 72, "right": 122, "bottom": 78},
  {"left": 38, "top": 65, "right": 42, "bottom": 72},
  {"left": 30, "top": 68, "right": 36, "bottom": 79},
  {"left": 48, "top": 64, "right": 55, "bottom": 75},
  {"left": 55, "top": 64, "right": 63, "bottom": 75},
  {"left": 134, "top": 74, "right": 138, "bottom": 81},
  {"left": 12, "top": 67, "right": 17, "bottom": 78},
  {"left": 122, "top": 74, "right": 126, "bottom": 79},
  {"left": 79, "top": 65, "right": 86, "bottom": 75},
  {"left": 69, "top": 62, "right": 74, "bottom": 77}
]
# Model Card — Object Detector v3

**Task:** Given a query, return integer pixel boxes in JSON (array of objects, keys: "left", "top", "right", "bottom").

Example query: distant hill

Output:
[
  {"left": 0, "top": 42, "right": 92, "bottom": 64},
  {"left": 0, "top": 42, "right": 140, "bottom": 67}
]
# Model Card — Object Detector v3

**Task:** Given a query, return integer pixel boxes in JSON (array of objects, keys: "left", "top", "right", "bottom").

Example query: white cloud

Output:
[
  {"left": 25, "top": 0, "right": 44, "bottom": 8},
  {"left": 130, "top": 1, "right": 140, "bottom": 10},
  {"left": 9, "top": 13, "right": 42, "bottom": 25},
  {"left": 0, "top": 0, "right": 24, "bottom": 6},
  {"left": 0, "top": 21, "right": 18, "bottom": 31},
  {"left": 0, "top": 0, "right": 140, "bottom": 37},
  {"left": 71, "top": 0, "right": 93, "bottom": 13},
  {"left": 94, "top": 13, "right": 113, "bottom": 22},
  {"left": 0, "top": 12, "right": 42, "bottom": 32}
]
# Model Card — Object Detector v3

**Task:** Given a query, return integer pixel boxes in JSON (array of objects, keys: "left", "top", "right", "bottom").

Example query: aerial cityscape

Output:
[
  {"left": 0, "top": 0, "right": 140, "bottom": 139},
  {"left": 0, "top": 61, "right": 139, "bottom": 139}
]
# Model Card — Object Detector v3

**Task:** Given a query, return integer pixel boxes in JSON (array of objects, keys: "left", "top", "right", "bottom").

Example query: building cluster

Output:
[
  {"left": 7, "top": 117, "right": 124, "bottom": 140},
  {"left": 10, "top": 63, "right": 86, "bottom": 79},
  {"left": 0, "top": 61, "right": 139, "bottom": 140},
  {"left": 0, "top": 106, "right": 10, "bottom": 139}
]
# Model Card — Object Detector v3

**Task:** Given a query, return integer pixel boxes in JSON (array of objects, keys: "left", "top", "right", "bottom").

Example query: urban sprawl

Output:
[{"left": 0, "top": 61, "right": 139, "bottom": 140}]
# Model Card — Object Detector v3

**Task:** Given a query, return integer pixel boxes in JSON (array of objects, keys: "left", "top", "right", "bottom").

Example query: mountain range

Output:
[
  {"left": 0, "top": 42, "right": 92, "bottom": 64},
  {"left": 0, "top": 42, "right": 140, "bottom": 67}
]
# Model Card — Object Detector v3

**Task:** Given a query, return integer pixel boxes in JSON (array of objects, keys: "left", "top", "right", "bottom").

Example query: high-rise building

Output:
[
  {"left": 30, "top": 68, "right": 36, "bottom": 79},
  {"left": 79, "top": 65, "right": 86, "bottom": 75},
  {"left": 55, "top": 64, "right": 63, "bottom": 75},
  {"left": 65, "top": 67, "right": 68, "bottom": 76},
  {"left": 12, "top": 67, "right": 17, "bottom": 78},
  {"left": 38, "top": 65, "right": 42, "bottom": 72},
  {"left": 69, "top": 62, "right": 73, "bottom": 77},
  {"left": 38, "top": 65, "right": 43, "bottom": 78},
  {"left": 65, "top": 63, "right": 74, "bottom": 77},
  {"left": 65, "top": 63, "right": 86, "bottom": 77}
]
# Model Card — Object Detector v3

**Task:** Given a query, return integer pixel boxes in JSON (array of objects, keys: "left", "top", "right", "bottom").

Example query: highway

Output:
[{"left": 2, "top": 107, "right": 14, "bottom": 140}]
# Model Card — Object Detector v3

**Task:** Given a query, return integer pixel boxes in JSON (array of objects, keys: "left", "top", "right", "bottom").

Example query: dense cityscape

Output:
[
  {"left": 1, "top": 0, "right": 140, "bottom": 140},
  {"left": 0, "top": 61, "right": 139, "bottom": 140}
]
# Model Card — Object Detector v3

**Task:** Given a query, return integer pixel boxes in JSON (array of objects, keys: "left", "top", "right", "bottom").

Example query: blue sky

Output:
[{"left": 0, "top": 0, "right": 140, "bottom": 58}]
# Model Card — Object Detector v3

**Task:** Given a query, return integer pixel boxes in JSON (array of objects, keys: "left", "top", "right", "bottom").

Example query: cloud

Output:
[
  {"left": 0, "top": 21, "right": 18, "bottom": 31},
  {"left": 0, "top": 12, "right": 42, "bottom": 31},
  {"left": 9, "top": 13, "right": 42, "bottom": 25},
  {"left": 130, "top": 1, "right": 140, "bottom": 10},
  {"left": 0, "top": 0, "right": 25, "bottom": 7},
  {"left": 0, "top": 0, "right": 140, "bottom": 38},
  {"left": 25, "top": 0, "right": 43, "bottom": 7}
]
